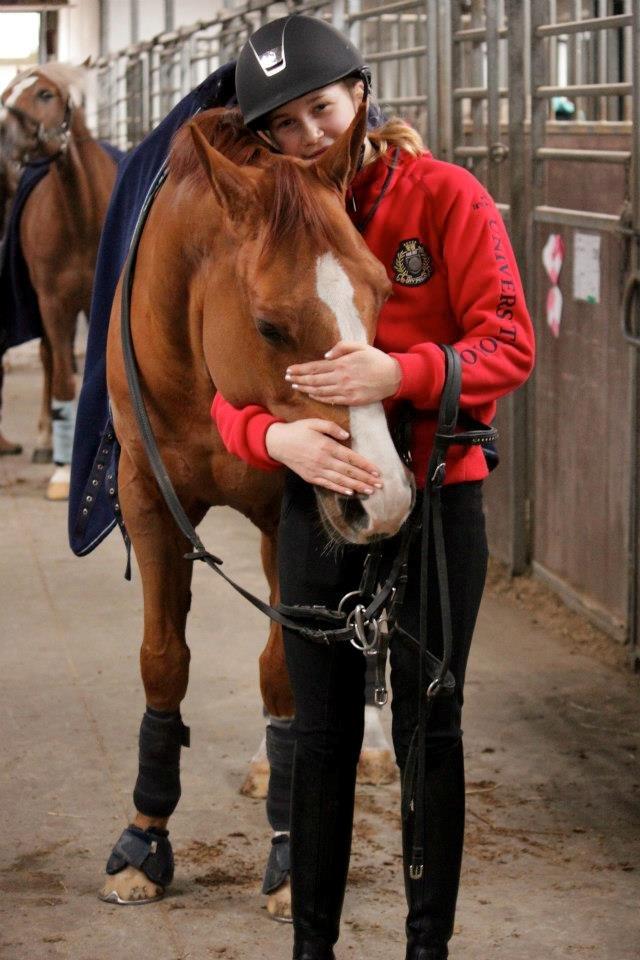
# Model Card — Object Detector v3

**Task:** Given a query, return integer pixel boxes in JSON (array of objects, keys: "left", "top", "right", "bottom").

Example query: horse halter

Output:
[{"left": 2, "top": 94, "right": 73, "bottom": 163}]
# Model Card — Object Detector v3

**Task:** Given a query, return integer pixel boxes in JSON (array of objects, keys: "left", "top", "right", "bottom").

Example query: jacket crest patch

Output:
[{"left": 392, "top": 239, "right": 433, "bottom": 286}]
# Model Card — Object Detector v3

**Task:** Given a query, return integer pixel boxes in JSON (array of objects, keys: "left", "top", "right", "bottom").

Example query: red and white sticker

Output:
[{"left": 542, "top": 233, "right": 565, "bottom": 338}]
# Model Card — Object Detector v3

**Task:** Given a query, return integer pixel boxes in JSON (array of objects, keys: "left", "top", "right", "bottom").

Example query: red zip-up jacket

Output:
[{"left": 212, "top": 148, "right": 534, "bottom": 486}]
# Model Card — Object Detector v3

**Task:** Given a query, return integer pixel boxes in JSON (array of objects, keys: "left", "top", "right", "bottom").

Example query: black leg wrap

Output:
[
  {"left": 261, "top": 832, "right": 291, "bottom": 895},
  {"left": 106, "top": 825, "right": 174, "bottom": 887},
  {"left": 265, "top": 718, "right": 295, "bottom": 833},
  {"left": 133, "top": 707, "right": 190, "bottom": 818}
]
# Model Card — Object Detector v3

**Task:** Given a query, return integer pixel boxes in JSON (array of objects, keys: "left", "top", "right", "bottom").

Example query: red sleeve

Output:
[
  {"left": 389, "top": 166, "right": 535, "bottom": 410},
  {"left": 211, "top": 392, "right": 284, "bottom": 472}
]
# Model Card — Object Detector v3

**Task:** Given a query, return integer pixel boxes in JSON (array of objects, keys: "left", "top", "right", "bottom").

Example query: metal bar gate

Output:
[{"left": 89, "top": 1, "right": 640, "bottom": 665}]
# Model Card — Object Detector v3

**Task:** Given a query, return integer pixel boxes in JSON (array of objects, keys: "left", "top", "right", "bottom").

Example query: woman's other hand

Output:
[
  {"left": 265, "top": 419, "right": 383, "bottom": 496},
  {"left": 285, "top": 342, "right": 401, "bottom": 406}
]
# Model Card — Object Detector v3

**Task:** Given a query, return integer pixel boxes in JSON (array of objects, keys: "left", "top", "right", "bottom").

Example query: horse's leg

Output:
[
  {"left": 100, "top": 455, "right": 196, "bottom": 905},
  {"left": 38, "top": 296, "right": 77, "bottom": 498},
  {"left": 255, "top": 529, "right": 295, "bottom": 922},
  {"left": 32, "top": 335, "right": 53, "bottom": 463}
]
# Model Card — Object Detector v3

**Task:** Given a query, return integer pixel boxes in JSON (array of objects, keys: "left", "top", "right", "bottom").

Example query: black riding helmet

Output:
[{"left": 236, "top": 14, "right": 371, "bottom": 129}]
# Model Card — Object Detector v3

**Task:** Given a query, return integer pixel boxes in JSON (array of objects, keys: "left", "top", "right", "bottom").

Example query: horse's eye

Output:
[
  {"left": 256, "top": 319, "right": 289, "bottom": 346},
  {"left": 37, "top": 90, "right": 54, "bottom": 101}
]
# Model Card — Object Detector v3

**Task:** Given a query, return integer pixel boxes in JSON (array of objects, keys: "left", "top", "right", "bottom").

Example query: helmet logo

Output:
[{"left": 250, "top": 39, "right": 287, "bottom": 77}]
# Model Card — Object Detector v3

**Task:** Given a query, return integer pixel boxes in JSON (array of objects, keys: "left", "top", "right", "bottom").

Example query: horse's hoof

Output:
[
  {"left": 240, "top": 758, "right": 270, "bottom": 799},
  {"left": 32, "top": 447, "right": 53, "bottom": 464},
  {"left": 98, "top": 866, "right": 164, "bottom": 905},
  {"left": 357, "top": 747, "right": 397, "bottom": 786},
  {"left": 45, "top": 464, "right": 70, "bottom": 501},
  {"left": 266, "top": 877, "right": 292, "bottom": 923}
]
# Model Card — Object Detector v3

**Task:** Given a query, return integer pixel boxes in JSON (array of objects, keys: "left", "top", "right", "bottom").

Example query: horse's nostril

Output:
[{"left": 340, "top": 494, "right": 367, "bottom": 528}]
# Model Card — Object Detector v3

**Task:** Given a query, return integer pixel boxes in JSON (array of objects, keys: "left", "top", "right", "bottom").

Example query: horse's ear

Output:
[
  {"left": 189, "top": 121, "right": 256, "bottom": 219},
  {"left": 315, "top": 103, "right": 368, "bottom": 194}
]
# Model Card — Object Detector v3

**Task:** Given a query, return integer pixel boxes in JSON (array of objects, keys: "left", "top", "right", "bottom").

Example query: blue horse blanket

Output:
[
  {"left": 0, "top": 143, "right": 123, "bottom": 353},
  {"left": 68, "top": 63, "right": 237, "bottom": 557}
]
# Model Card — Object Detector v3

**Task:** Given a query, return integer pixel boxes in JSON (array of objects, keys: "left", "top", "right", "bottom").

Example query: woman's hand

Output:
[
  {"left": 285, "top": 342, "right": 402, "bottom": 406},
  {"left": 265, "top": 419, "right": 383, "bottom": 496}
]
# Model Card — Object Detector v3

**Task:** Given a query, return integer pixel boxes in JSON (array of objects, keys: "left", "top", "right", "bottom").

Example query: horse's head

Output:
[
  {"left": 189, "top": 107, "right": 414, "bottom": 545},
  {"left": 0, "top": 63, "right": 84, "bottom": 163}
]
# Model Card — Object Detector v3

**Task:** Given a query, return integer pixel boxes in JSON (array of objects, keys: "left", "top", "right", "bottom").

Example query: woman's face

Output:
[{"left": 266, "top": 81, "right": 364, "bottom": 159}]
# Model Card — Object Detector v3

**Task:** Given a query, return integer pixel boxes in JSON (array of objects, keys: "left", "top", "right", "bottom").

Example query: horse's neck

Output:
[
  {"left": 48, "top": 112, "right": 112, "bottom": 234},
  {"left": 140, "top": 181, "right": 224, "bottom": 363}
]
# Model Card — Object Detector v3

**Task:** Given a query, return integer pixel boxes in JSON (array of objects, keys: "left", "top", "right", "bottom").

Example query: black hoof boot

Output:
[{"left": 293, "top": 942, "right": 335, "bottom": 960}]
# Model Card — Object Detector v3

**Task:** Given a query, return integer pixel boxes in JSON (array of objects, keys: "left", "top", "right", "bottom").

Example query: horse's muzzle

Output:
[{"left": 316, "top": 468, "right": 415, "bottom": 546}]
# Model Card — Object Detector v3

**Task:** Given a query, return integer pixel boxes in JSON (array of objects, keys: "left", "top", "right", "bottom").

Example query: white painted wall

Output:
[{"left": 57, "top": 0, "right": 101, "bottom": 63}]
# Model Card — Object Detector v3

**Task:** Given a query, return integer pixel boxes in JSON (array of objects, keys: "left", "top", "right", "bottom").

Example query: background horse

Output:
[
  {"left": 0, "top": 63, "right": 119, "bottom": 499},
  {"left": 103, "top": 105, "right": 413, "bottom": 910}
]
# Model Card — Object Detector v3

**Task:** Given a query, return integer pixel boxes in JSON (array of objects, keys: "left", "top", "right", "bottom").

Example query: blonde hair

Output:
[
  {"left": 368, "top": 117, "right": 425, "bottom": 158},
  {"left": 341, "top": 78, "right": 425, "bottom": 159}
]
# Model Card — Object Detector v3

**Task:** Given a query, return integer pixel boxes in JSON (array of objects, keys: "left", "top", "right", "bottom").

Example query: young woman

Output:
[{"left": 213, "top": 15, "right": 534, "bottom": 960}]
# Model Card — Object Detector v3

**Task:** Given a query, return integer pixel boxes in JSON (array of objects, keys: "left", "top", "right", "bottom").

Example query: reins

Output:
[{"left": 119, "top": 152, "right": 497, "bottom": 883}]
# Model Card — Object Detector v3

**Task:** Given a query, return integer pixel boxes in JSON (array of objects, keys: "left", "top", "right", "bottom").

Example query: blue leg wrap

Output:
[
  {"left": 106, "top": 825, "right": 174, "bottom": 887},
  {"left": 133, "top": 707, "right": 190, "bottom": 818}
]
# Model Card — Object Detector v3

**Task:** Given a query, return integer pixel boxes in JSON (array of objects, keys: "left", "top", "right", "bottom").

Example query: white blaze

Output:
[
  {"left": 315, "top": 252, "right": 412, "bottom": 533},
  {"left": 5, "top": 75, "right": 37, "bottom": 107}
]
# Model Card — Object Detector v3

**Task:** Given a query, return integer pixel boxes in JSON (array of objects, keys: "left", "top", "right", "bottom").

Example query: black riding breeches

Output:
[{"left": 278, "top": 473, "right": 488, "bottom": 953}]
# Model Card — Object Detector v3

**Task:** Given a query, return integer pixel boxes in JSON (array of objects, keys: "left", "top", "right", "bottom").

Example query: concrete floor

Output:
[{"left": 0, "top": 361, "right": 639, "bottom": 960}]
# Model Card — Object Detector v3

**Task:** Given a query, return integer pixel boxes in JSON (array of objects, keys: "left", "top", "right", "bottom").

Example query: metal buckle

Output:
[
  {"left": 426, "top": 678, "right": 442, "bottom": 699},
  {"left": 374, "top": 686, "right": 388, "bottom": 706},
  {"left": 409, "top": 864, "right": 424, "bottom": 880}
]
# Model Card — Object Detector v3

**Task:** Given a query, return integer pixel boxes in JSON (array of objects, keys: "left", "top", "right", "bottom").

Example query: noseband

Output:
[{"left": 2, "top": 95, "right": 73, "bottom": 164}]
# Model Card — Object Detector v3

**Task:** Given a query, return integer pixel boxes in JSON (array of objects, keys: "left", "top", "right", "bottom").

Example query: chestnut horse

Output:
[
  {"left": 0, "top": 64, "right": 118, "bottom": 499},
  {"left": 103, "top": 105, "right": 413, "bottom": 909}
]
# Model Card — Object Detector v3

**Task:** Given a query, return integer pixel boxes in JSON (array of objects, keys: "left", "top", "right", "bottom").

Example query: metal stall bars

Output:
[
  {"left": 530, "top": 1, "right": 635, "bottom": 649},
  {"left": 446, "top": 0, "right": 531, "bottom": 577},
  {"left": 340, "top": 0, "right": 438, "bottom": 154}
]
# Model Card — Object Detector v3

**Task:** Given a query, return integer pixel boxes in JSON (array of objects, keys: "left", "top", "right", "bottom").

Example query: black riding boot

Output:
[
  {"left": 289, "top": 730, "right": 360, "bottom": 958},
  {"left": 401, "top": 737, "right": 466, "bottom": 960}
]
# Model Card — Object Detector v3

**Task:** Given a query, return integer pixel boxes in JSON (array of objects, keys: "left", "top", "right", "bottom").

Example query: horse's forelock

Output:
[{"left": 260, "top": 160, "right": 342, "bottom": 255}]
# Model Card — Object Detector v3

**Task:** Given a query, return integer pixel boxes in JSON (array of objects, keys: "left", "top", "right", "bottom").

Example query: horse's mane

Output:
[
  {"left": 170, "top": 107, "right": 340, "bottom": 251},
  {"left": 10, "top": 63, "right": 85, "bottom": 107}
]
